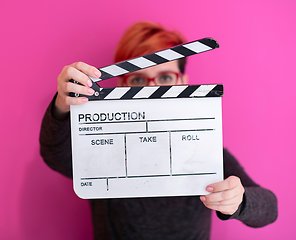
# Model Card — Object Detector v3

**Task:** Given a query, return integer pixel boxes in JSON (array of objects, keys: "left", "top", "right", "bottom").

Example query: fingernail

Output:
[
  {"left": 87, "top": 80, "right": 92, "bottom": 87},
  {"left": 88, "top": 88, "right": 95, "bottom": 94},
  {"left": 94, "top": 70, "right": 101, "bottom": 77},
  {"left": 82, "top": 97, "right": 88, "bottom": 102},
  {"left": 206, "top": 186, "right": 214, "bottom": 192},
  {"left": 200, "top": 196, "right": 206, "bottom": 202}
]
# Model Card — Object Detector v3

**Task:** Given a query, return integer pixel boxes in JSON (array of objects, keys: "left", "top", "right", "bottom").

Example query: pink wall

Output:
[{"left": 1, "top": 0, "right": 295, "bottom": 239}]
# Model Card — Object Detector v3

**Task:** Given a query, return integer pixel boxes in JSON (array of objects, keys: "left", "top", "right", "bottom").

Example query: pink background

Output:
[{"left": 1, "top": 0, "right": 295, "bottom": 239}]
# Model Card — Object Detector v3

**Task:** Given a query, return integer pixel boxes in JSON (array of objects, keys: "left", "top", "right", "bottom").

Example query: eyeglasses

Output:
[{"left": 122, "top": 71, "right": 182, "bottom": 87}]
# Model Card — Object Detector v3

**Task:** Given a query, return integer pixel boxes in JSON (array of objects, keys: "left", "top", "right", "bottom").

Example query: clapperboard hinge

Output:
[{"left": 88, "top": 84, "right": 223, "bottom": 101}]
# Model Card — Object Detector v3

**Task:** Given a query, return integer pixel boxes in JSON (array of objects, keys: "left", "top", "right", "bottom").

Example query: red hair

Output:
[{"left": 114, "top": 21, "right": 187, "bottom": 72}]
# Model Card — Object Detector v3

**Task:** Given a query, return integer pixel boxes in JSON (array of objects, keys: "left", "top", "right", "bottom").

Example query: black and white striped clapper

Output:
[
  {"left": 89, "top": 38, "right": 219, "bottom": 83},
  {"left": 87, "top": 84, "right": 223, "bottom": 101}
]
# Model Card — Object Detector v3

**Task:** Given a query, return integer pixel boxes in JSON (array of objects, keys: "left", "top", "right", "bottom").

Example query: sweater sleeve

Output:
[
  {"left": 216, "top": 149, "right": 278, "bottom": 227},
  {"left": 39, "top": 94, "right": 73, "bottom": 178}
]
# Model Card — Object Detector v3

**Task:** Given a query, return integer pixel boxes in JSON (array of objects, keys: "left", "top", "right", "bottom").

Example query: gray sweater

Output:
[{"left": 39, "top": 95, "right": 278, "bottom": 240}]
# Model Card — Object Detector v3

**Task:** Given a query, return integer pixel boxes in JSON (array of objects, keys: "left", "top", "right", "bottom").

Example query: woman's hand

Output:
[
  {"left": 200, "top": 176, "right": 245, "bottom": 215},
  {"left": 55, "top": 62, "right": 101, "bottom": 114}
]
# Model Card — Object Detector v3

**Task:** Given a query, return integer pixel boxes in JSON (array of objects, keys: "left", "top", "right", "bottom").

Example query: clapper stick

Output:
[
  {"left": 95, "top": 84, "right": 223, "bottom": 101},
  {"left": 90, "top": 38, "right": 219, "bottom": 83}
]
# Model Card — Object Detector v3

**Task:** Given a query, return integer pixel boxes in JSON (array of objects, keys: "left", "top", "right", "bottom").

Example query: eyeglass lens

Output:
[{"left": 126, "top": 72, "right": 178, "bottom": 86}]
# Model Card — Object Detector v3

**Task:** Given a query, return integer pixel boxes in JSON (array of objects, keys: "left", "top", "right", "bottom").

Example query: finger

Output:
[
  {"left": 203, "top": 201, "right": 240, "bottom": 215},
  {"left": 200, "top": 195, "right": 241, "bottom": 214},
  {"left": 207, "top": 176, "right": 240, "bottom": 193},
  {"left": 60, "top": 80, "right": 95, "bottom": 97},
  {"left": 203, "top": 189, "right": 237, "bottom": 203},
  {"left": 59, "top": 63, "right": 101, "bottom": 88},
  {"left": 71, "top": 61, "right": 101, "bottom": 80},
  {"left": 59, "top": 65, "right": 91, "bottom": 87},
  {"left": 63, "top": 95, "right": 89, "bottom": 106},
  {"left": 201, "top": 193, "right": 240, "bottom": 205}
]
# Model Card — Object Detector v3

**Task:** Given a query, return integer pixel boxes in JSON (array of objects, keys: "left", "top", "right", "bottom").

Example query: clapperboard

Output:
[{"left": 70, "top": 38, "right": 224, "bottom": 199}]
